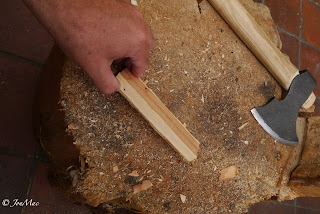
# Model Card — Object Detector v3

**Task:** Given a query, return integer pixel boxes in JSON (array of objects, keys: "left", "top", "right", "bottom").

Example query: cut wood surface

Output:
[
  {"left": 116, "top": 69, "right": 200, "bottom": 162},
  {"left": 289, "top": 117, "right": 320, "bottom": 197},
  {"left": 207, "top": 0, "right": 316, "bottom": 109}
]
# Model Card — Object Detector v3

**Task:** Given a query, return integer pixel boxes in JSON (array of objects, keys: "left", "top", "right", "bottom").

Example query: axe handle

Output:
[{"left": 208, "top": 0, "right": 315, "bottom": 109}]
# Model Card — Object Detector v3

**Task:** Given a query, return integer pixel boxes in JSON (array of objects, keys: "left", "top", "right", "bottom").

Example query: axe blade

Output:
[
  {"left": 251, "top": 102, "right": 298, "bottom": 145},
  {"left": 251, "top": 71, "right": 317, "bottom": 145}
]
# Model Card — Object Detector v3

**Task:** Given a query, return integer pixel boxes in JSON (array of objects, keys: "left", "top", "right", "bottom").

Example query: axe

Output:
[{"left": 208, "top": 0, "right": 317, "bottom": 145}]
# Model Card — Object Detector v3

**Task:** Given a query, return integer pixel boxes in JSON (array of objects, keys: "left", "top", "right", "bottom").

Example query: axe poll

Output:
[{"left": 207, "top": 0, "right": 317, "bottom": 144}]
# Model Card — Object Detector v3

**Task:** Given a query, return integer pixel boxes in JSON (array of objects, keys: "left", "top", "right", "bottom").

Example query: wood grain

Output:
[
  {"left": 289, "top": 117, "right": 320, "bottom": 196},
  {"left": 116, "top": 69, "right": 200, "bottom": 162},
  {"left": 208, "top": 0, "right": 315, "bottom": 109}
]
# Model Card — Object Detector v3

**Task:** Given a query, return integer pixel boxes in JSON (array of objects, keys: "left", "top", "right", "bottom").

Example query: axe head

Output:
[{"left": 251, "top": 71, "right": 317, "bottom": 145}]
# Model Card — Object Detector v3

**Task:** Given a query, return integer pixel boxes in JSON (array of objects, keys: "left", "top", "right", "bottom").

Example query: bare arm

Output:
[{"left": 23, "top": 0, "right": 154, "bottom": 94}]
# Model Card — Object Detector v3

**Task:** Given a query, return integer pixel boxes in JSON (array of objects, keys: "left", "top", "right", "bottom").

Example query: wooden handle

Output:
[
  {"left": 208, "top": 0, "right": 315, "bottom": 109},
  {"left": 116, "top": 69, "right": 200, "bottom": 162}
]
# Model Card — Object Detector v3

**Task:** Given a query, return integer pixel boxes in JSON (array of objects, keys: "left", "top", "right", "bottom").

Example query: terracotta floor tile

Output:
[
  {"left": 296, "top": 207, "right": 320, "bottom": 214},
  {"left": 296, "top": 197, "right": 320, "bottom": 210},
  {"left": 0, "top": 54, "right": 39, "bottom": 155},
  {"left": 0, "top": 155, "right": 33, "bottom": 214},
  {"left": 300, "top": 43, "right": 320, "bottom": 96},
  {"left": 0, "top": 0, "right": 53, "bottom": 63},
  {"left": 265, "top": 0, "right": 301, "bottom": 36},
  {"left": 34, "top": 142, "right": 50, "bottom": 163},
  {"left": 249, "top": 201, "right": 295, "bottom": 214},
  {"left": 25, "top": 162, "right": 91, "bottom": 214},
  {"left": 302, "top": 0, "right": 320, "bottom": 48},
  {"left": 278, "top": 30, "right": 300, "bottom": 68}
]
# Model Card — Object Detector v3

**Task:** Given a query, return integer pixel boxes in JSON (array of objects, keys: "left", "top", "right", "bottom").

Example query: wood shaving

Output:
[
  {"left": 219, "top": 165, "right": 238, "bottom": 181},
  {"left": 131, "top": 0, "right": 138, "bottom": 6},
  {"left": 113, "top": 166, "right": 119, "bottom": 172},
  {"left": 238, "top": 122, "right": 249, "bottom": 130},
  {"left": 129, "top": 170, "right": 139, "bottom": 177},
  {"left": 133, "top": 180, "right": 153, "bottom": 194},
  {"left": 70, "top": 169, "right": 79, "bottom": 187},
  {"left": 180, "top": 194, "right": 187, "bottom": 203}
]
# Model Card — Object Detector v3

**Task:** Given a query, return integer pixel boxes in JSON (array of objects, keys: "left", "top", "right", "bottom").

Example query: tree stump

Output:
[
  {"left": 289, "top": 117, "right": 320, "bottom": 197},
  {"left": 33, "top": 0, "right": 318, "bottom": 213}
]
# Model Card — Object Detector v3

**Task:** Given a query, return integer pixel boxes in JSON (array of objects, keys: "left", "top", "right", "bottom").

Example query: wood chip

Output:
[
  {"left": 130, "top": 0, "right": 138, "bottom": 6},
  {"left": 80, "top": 156, "right": 85, "bottom": 172},
  {"left": 219, "top": 165, "right": 238, "bottom": 181},
  {"left": 201, "top": 94, "right": 205, "bottom": 103},
  {"left": 133, "top": 180, "right": 153, "bottom": 194},
  {"left": 70, "top": 170, "right": 79, "bottom": 187},
  {"left": 180, "top": 194, "right": 187, "bottom": 203},
  {"left": 113, "top": 166, "right": 119, "bottom": 172},
  {"left": 238, "top": 122, "right": 248, "bottom": 130},
  {"left": 128, "top": 170, "right": 139, "bottom": 177},
  {"left": 66, "top": 165, "right": 75, "bottom": 171}
]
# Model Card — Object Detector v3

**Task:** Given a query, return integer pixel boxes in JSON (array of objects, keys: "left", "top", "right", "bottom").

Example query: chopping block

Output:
[{"left": 33, "top": 0, "right": 318, "bottom": 213}]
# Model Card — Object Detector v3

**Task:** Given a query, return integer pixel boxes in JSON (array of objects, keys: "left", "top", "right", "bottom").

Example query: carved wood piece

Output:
[{"left": 117, "top": 69, "right": 200, "bottom": 161}]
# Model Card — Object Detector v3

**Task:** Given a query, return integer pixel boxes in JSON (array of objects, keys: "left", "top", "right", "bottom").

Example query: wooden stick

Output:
[
  {"left": 207, "top": 0, "right": 316, "bottom": 109},
  {"left": 116, "top": 69, "right": 200, "bottom": 162}
]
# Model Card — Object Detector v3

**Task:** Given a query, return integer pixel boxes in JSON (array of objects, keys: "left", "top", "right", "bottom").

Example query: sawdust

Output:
[{"left": 59, "top": 0, "right": 305, "bottom": 213}]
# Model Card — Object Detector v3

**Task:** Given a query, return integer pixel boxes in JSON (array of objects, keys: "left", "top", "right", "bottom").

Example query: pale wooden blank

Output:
[{"left": 116, "top": 69, "right": 200, "bottom": 162}]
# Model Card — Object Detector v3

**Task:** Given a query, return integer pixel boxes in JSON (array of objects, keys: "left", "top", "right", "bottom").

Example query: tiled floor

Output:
[
  {"left": 257, "top": 0, "right": 320, "bottom": 97},
  {"left": 0, "top": 0, "right": 91, "bottom": 213},
  {"left": 0, "top": 0, "right": 319, "bottom": 213}
]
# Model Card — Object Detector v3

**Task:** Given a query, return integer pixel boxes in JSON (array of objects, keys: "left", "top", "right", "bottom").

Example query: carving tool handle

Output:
[{"left": 208, "top": 0, "right": 315, "bottom": 109}]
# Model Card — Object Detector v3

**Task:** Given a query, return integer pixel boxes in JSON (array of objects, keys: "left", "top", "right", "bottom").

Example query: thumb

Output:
[
  {"left": 87, "top": 60, "right": 120, "bottom": 95},
  {"left": 129, "top": 53, "right": 148, "bottom": 78}
]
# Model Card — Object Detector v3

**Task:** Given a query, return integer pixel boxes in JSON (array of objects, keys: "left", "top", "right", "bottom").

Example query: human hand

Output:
[{"left": 24, "top": 0, "right": 155, "bottom": 94}]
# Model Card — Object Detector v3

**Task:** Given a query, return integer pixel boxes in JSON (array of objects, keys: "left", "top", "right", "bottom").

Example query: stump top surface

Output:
[{"left": 60, "top": 0, "right": 303, "bottom": 213}]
